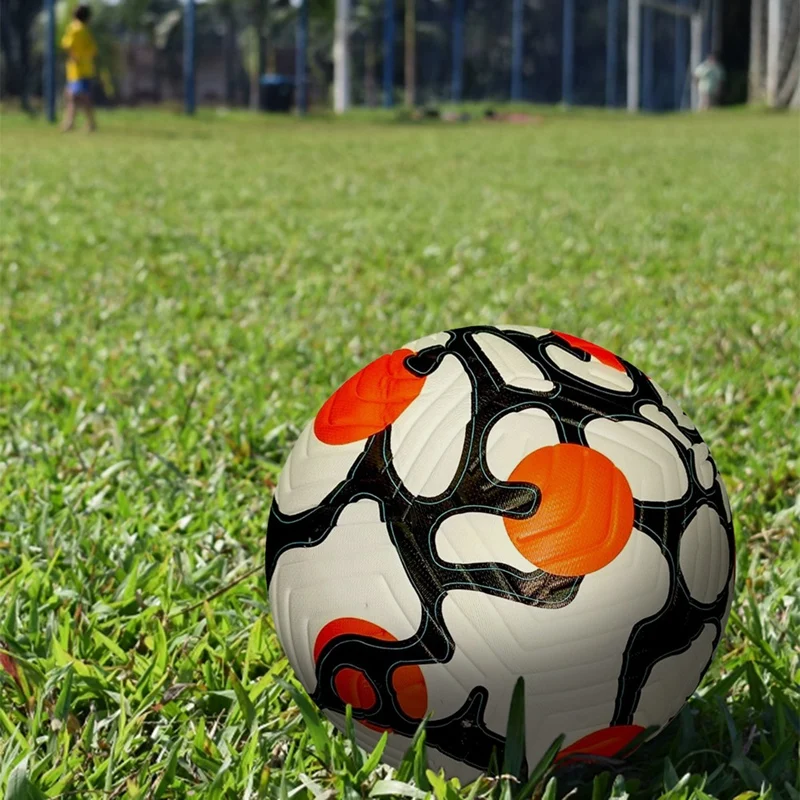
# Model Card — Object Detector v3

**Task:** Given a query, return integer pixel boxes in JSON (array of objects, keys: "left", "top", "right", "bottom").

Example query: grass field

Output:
[{"left": 1, "top": 108, "right": 798, "bottom": 800}]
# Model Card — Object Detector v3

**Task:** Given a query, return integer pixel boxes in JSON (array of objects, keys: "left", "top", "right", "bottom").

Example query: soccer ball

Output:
[{"left": 265, "top": 326, "right": 734, "bottom": 782}]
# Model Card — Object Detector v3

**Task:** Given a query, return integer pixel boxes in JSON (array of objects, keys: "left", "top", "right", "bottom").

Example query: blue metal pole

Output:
[
  {"left": 510, "top": 0, "right": 523, "bottom": 100},
  {"left": 674, "top": 0, "right": 687, "bottom": 108},
  {"left": 383, "top": 0, "right": 395, "bottom": 106},
  {"left": 44, "top": 0, "right": 56, "bottom": 123},
  {"left": 451, "top": 0, "right": 465, "bottom": 102},
  {"left": 184, "top": 0, "right": 196, "bottom": 114},
  {"left": 562, "top": 0, "right": 574, "bottom": 104},
  {"left": 296, "top": 0, "right": 308, "bottom": 114},
  {"left": 605, "top": 0, "right": 618, "bottom": 106},
  {"left": 642, "top": 5, "right": 653, "bottom": 110}
]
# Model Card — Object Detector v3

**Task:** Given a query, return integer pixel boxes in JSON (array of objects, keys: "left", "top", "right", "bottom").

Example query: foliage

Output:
[{"left": 0, "top": 108, "right": 798, "bottom": 800}]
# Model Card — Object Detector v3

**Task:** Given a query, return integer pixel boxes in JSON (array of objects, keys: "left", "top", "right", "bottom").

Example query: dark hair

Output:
[{"left": 74, "top": 4, "right": 91, "bottom": 23}]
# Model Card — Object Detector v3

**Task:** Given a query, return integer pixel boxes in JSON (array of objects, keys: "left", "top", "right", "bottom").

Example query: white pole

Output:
[
  {"left": 690, "top": 12, "right": 702, "bottom": 109},
  {"left": 627, "top": 0, "right": 640, "bottom": 111},
  {"left": 766, "top": 0, "right": 781, "bottom": 106},
  {"left": 333, "top": 0, "right": 351, "bottom": 113}
]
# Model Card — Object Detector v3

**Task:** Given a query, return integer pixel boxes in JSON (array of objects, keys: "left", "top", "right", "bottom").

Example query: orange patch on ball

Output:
[
  {"left": 555, "top": 724, "right": 646, "bottom": 761},
  {"left": 504, "top": 443, "right": 634, "bottom": 576},
  {"left": 314, "top": 617, "right": 428, "bottom": 721},
  {"left": 391, "top": 664, "right": 428, "bottom": 720},
  {"left": 314, "top": 349, "right": 426, "bottom": 445},
  {"left": 314, "top": 617, "right": 394, "bottom": 661},
  {"left": 334, "top": 667, "right": 377, "bottom": 710},
  {"left": 553, "top": 331, "right": 626, "bottom": 373}
]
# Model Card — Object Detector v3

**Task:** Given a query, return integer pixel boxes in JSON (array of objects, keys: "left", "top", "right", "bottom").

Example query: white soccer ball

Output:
[{"left": 266, "top": 326, "right": 734, "bottom": 781}]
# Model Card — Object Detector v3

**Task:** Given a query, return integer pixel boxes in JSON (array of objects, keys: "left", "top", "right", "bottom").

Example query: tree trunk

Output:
[
  {"left": 404, "top": 0, "right": 415, "bottom": 106},
  {"left": 364, "top": 33, "right": 377, "bottom": 107}
]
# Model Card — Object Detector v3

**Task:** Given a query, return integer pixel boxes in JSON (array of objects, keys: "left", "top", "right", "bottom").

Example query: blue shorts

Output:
[{"left": 68, "top": 79, "right": 93, "bottom": 96}]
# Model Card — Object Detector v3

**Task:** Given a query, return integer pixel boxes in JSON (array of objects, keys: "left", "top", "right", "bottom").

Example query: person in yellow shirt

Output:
[{"left": 61, "top": 4, "right": 98, "bottom": 132}]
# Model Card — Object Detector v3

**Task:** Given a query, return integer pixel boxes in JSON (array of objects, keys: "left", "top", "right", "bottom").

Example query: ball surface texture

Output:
[{"left": 266, "top": 326, "right": 734, "bottom": 781}]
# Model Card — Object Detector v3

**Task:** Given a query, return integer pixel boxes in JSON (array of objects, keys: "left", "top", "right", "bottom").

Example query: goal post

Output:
[{"left": 627, "top": 0, "right": 706, "bottom": 112}]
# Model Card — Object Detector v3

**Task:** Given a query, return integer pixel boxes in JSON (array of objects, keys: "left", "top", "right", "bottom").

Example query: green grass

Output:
[{"left": 1, "top": 107, "right": 798, "bottom": 800}]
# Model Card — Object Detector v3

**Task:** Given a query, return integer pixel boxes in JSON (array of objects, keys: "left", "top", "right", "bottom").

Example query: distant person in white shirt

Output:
[{"left": 693, "top": 53, "right": 725, "bottom": 110}]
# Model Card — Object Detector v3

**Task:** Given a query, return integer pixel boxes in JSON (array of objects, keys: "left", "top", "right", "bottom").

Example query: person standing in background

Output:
[
  {"left": 693, "top": 53, "right": 725, "bottom": 111},
  {"left": 61, "top": 4, "right": 98, "bottom": 132}
]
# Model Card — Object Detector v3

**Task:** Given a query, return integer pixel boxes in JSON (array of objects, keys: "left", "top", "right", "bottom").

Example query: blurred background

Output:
[{"left": 2, "top": 0, "right": 798, "bottom": 116}]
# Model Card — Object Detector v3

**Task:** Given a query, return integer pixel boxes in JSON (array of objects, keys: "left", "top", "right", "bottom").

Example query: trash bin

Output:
[{"left": 259, "top": 74, "right": 294, "bottom": 112}]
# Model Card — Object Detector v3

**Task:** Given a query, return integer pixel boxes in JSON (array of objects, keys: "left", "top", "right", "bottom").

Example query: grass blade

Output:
[
  {"left": 502, "top": 677, "right": 527, "bottom": 780},
  {"left": 279, "top": 679, "right": 330, "bottom": 765}
]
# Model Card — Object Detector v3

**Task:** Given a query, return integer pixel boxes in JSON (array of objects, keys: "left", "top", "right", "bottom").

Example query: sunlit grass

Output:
[{"left": 1, "top": 108, "right": 798, "bottom": 799}]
